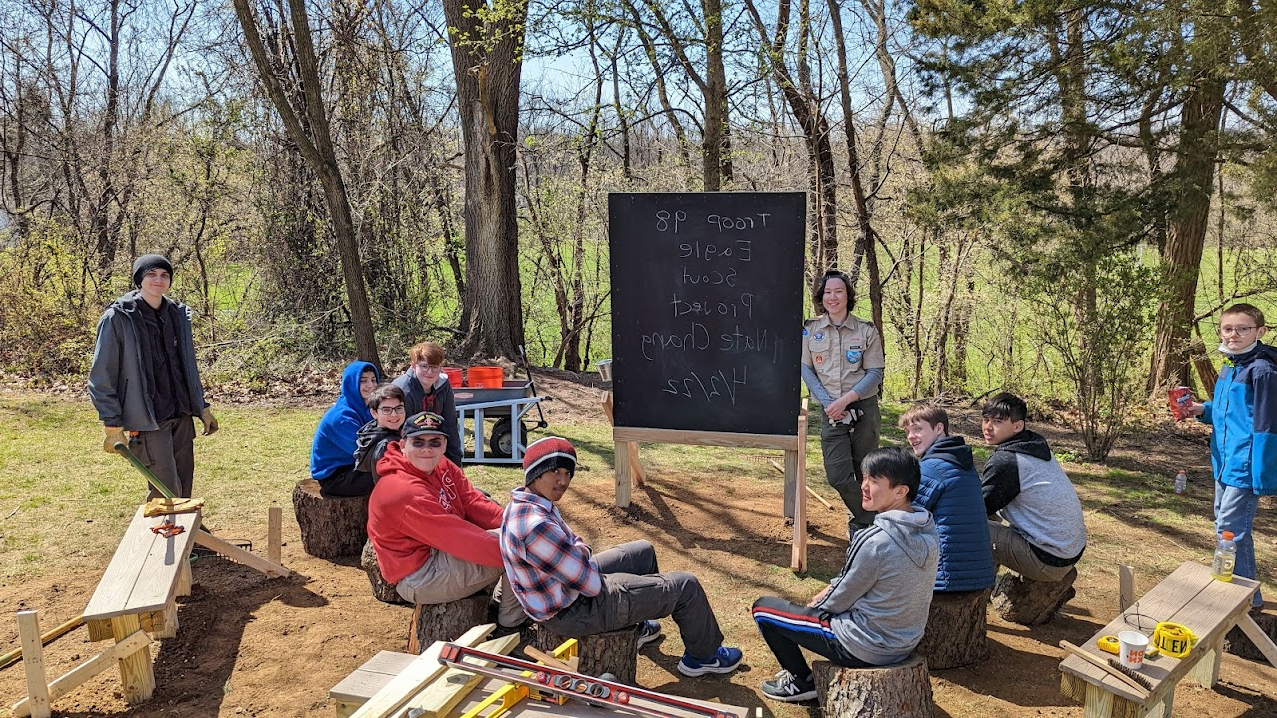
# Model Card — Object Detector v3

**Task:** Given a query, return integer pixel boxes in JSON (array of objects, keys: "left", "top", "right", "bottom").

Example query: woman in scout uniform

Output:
[{"left": 801, "top": 269, "right": 886, "bottom": 534}]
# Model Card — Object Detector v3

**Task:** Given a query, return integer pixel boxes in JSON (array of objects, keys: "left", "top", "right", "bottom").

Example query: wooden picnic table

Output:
[{"left": 1059, "top": 560, "right": 1277, "bottom": 718}]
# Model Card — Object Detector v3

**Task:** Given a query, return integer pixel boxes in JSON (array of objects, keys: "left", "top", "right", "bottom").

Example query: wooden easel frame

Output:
[{"left": 611, "top": 401, "right": 809, "bottom": 572}]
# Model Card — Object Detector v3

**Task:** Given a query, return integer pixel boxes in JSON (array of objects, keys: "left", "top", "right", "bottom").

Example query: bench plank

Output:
[
  {"left": 84, "top": 506, "right": 202, "bottom": 621},
  {"left": 1060, "top": 561, "right": 1258, "bottom": 707}
]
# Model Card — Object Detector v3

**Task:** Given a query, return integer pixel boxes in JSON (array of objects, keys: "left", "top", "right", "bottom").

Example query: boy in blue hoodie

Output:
[
  {"left": 751, "top": 447, "right": 939, "bottom": 703},
  {"left": 310, "top": 361, "right": 379, "bottom": 497},
  {"left": 900, "top": 404, "right": 995, "bottom": 594},
  {"left": 1185, "top": 303, "right": 1275, "bottom": 609}
]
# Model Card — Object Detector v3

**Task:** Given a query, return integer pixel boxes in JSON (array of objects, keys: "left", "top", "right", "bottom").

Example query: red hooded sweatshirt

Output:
[{"left": 368, "top": 442, "right": 503, "bottom": 584}]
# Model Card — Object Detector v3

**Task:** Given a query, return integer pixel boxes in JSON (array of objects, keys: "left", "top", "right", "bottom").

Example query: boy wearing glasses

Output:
[
  {"left": 368, "top": 412, "right": 525, "bottom": 627},
  {"left": 354, "top": 384, "right": 407, "bottom": 483},
  {"left": 394, "top": 342, "right": 463, "bottom": 466},
  {"left": 1184, "top": 303, "right": 1275, "bottom": 609}
]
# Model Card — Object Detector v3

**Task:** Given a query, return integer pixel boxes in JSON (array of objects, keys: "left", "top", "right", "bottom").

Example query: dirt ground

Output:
[{"left": 2, "top": 370, "right": 1276, "bottom": 717}]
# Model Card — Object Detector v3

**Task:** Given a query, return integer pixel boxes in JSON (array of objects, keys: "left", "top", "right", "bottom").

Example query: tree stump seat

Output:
[
  {"left": 292, "top": 479, "right": 368, "bottom": 559},
  {"left": 525, "top": 623, "right": 640, "bottom": 684},
  {"left": 813, "top": 654, "right": 933, "bottom": 718},
  {"left": 407, "top": 590, "right": 493, "bottom": 654},
  {"left": 361, "top": 539, "right": 406, "bottom": 604},
  {"left": 916, "top": 588, "right": 990, "bottom": 669},
  {"left": 991, "top": 567, "right": 1077, "bottom": 626}
]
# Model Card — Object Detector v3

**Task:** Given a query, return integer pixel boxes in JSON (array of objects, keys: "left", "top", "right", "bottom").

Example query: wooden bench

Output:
[
  {"left": 12, "top": 505, "right": 291, "bottom": 717},
  {"left": 1059, "top": 561, "right": 1277, "bottom": 717},
  {"left": 81, "top": 505, "right": 203, "bottom": 704}
]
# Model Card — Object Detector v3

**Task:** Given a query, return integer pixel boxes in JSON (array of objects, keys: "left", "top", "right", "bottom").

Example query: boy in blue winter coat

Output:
[
  {"left": 1186, "top": 303, "right": 1275, "bottom": 609},
  {"left": 310, "top": 361, "right": 380, "bottom": 497},
  {"left": 751, "top": 447, "right": 939, "bottom": 703},
  {"left": 900, "top": 404, "right": 995, "bottom": 593}
]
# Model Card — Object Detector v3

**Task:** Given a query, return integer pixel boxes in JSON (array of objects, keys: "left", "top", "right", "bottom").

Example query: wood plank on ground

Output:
[
  {"left": 348, "top": 624, "right": 495, "bottom": 718},
  {"left": 11, "top": 631, "right": 150, "bottom": 718}
]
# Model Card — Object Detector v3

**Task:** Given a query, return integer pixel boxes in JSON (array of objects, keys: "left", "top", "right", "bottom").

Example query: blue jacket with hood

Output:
[
  {"left": 1200, "top": 342, "right": 1277, "bottom": 495},
  {"left": 310, "top": 361, "right": 378, "bottom": 481},
  {"left": 914, "top": 435, "right": 996, "bottom": 592}
]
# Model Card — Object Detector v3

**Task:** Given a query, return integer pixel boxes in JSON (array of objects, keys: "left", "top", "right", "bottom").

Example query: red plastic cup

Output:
[{"left": 1168, "top": 386, "right": 1192, "bottom": 421}]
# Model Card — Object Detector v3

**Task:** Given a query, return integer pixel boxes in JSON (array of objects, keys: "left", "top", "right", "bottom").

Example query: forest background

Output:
[{"left": 1, "top": 0, "right": 1276, "bottom": 461}]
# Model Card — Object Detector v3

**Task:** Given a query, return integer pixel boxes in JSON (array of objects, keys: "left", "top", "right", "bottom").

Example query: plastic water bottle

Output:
[
  {"left": 1212, "top": 531, "right": 1236, "bottom": 582},
  {"left": 1174, "top": 470, "right": 1187, "bottom": 494}
]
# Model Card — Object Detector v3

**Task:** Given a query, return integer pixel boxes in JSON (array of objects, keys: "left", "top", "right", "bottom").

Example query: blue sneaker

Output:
[
  {"left": 636, "top": 620, "right": 664, "bottom": 647},
  {"left": 677, "top": 646, "right": 744, "bottom": 676}
]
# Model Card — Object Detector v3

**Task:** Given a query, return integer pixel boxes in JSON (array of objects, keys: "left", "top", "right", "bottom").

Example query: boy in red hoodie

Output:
[{"left": 368, "top": 411, "right": 525, "bottom": 628}]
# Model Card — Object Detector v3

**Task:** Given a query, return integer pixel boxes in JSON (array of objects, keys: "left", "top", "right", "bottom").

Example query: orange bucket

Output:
[
  {"left": 465, "top": 366, "right": 504, "bottom": 388},
  {"left": 443, "top": 367, "right": 464, "bottom": 388}
]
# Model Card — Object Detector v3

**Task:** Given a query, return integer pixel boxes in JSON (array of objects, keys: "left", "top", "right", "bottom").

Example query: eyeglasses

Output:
[
  {"left": 1218, "top": 325, "right": 1258, "bottom": 337},
  {"left": 377, "top": 405, "right": 406, "bottom": 415},
  {"left": 415, "top": 363, "right": 443, "bottom": 373},
  {"left": 407, "top": 437, "right": 445, "bottom": 449}
]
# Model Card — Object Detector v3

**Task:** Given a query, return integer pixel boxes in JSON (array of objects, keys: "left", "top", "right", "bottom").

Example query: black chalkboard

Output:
[{"left": 609, "top": 192, "right": 805, "bottom": 436}]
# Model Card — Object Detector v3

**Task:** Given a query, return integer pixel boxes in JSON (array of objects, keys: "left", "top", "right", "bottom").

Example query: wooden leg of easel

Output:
[
  {"left": 17, "top": 611, "right": 51, "bottom": 718},
  {"left": 111, "top": 614, "right": 154, "bottom": 705},
  {"left": 783, "top": 450, "right": 796, "bottom": 520},
  {"left": 268, "top": 506, "right": 282, "bottom": 565},
  {"left": 604, "top": 392, "right": 645, "bottom": 489},
  {"left": 615, "top": 440, "right": 632, "bottom": 508},
  {"left": 790, "top": 410, "right": 809, "bottom": 573},
  {"left": 628, "top": 442, "right": 645, "bottom": 487}
]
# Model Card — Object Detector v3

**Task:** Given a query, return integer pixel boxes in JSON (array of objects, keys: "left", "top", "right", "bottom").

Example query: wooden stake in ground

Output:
[
  {"left": 0, "top": 614, "right": 84, "bottom": 671},
  {"left": 17, "top": 611, "right": 50, "bottom": 718}
]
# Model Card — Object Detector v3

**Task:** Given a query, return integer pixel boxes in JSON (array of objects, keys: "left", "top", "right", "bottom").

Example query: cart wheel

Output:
[{"left": 490, "top": 419, "right": 527, "bottom": 458}]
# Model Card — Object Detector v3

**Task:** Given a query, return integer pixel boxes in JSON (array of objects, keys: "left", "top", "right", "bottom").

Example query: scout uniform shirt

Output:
[{"left": 802, "top": 313, "right": 886, "bottom": 400}]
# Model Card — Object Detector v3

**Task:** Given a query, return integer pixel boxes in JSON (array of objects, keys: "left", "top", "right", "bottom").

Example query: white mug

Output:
[{"left": 1117, "top": 630, "right": 1149, "bottom": 670}]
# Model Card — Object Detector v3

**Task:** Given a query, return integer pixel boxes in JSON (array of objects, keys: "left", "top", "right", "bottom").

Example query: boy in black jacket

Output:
[
  {"left": 980, "top": 393, "right": 1086, "bottom": 582},
  {"left": 354, "top": 384, "right": 407, "bottom": 483}
]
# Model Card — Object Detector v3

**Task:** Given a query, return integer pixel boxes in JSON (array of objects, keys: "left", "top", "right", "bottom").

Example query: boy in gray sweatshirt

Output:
[{"left": 751, "top": 447, "right": 939, "bottom": 702}]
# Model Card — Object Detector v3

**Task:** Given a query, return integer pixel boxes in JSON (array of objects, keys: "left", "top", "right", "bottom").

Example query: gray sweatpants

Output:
[
  {"left": 819, "top": 397, "right": 881, "bottom": 532},
  {"left": 988, "top": 521, "right": 1074, "bottom": 583},
  {"left": 133, "top": 416, "right": 196, "bottom": 499},
  {"left": 541, "top": 540, "right": 724, "bottom": 660},
  {"left": 396, "top": 530, "right": 526, "bottom": 628}
]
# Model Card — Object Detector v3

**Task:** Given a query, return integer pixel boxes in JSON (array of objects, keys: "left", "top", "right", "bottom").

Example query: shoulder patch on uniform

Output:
[{"left": 802, "top": 328, "right": 809, "bottom": 337}]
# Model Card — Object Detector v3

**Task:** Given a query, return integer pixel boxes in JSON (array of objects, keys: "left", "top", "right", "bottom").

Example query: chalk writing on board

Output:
[{"left": 610, "top": 192, "right": 804, "bottom": 434}]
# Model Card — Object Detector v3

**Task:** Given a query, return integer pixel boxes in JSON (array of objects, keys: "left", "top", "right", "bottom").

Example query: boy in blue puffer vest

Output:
[
  {"left": 1185, "top": 303, "right": 1276, "bottom": 609},
  {"left": 900, "top": 404, "right": 995, "bottom": 594}
]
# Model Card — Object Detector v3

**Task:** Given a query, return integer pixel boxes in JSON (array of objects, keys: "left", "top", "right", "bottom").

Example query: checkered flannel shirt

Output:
[{"left": 500, "top": 488, "right": 602, "bottom": 621}]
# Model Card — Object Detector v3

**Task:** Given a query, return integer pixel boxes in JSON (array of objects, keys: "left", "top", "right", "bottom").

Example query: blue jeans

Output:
[{"left": 1214, "top": 481, "right": 1262, "bottom": 608}]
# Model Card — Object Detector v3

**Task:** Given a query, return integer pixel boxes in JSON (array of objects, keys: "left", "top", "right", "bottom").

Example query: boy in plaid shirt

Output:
[{"left": 500, "top": 437, "right": 744, "bottom": 677}]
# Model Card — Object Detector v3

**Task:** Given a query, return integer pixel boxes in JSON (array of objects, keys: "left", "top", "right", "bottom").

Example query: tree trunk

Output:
[
  {"left": 231, "top": 0, "right": 381, "bottom": 369},
  {"left": 702, "top": 0, "right": 726, "bottom": 190},
  {"left": 991, "top": 567, "right": 1077, "bottom": 626},
  {"left": 1148, "top": 75, "right": 1226, "bottom": 392},
  {"left": 443, "top": 0, "right": 527, "bottom": 360},
  {"left": 291, "top": 479, "right": 368, "bottom": 559},
  {"left": 528, "top": 624, "right": 640, "bottom": 683},
  {"left": 813, "top": 655, "right": 934, "bottom": 718},
  {"left": 361, "top": 539, "right": 406, "bottom": 604},
  {"left": 408, "top": 591, "right": 493, "bottom": 654},
  {"left": 916, "top": 589, "right": 990, "bottom": 669}
]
